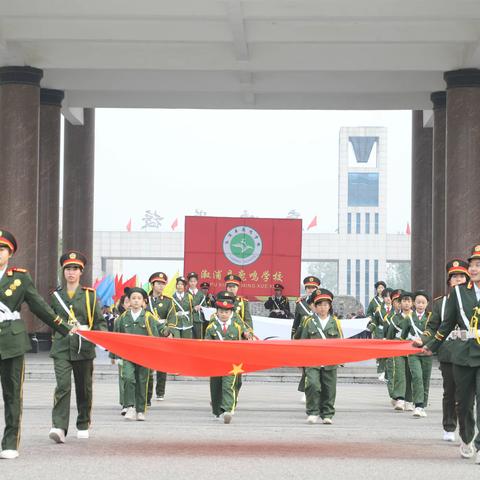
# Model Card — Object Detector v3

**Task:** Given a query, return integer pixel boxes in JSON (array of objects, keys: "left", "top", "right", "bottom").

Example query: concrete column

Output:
[
  {"left": 62, "top": 108, "right": 95, "bottom": 284},
  {"left": 430, "top": 91, "right": 447, "bottom": 298},
  {"left": 445, "top": 69, "right": 480, "bottom": 260},
  {"left": 411, "top": 111, "right": 433, "bottom": 293},
  {"left": 0, "top": 66, "right": 42, "bottom": 332},
  {"left": 37, "top": 89, "right": 64, "bottom": 327}
]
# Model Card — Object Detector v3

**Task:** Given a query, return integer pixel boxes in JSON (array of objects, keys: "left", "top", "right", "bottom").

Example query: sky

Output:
[{"left": 92, "top": 109, "right": 412, "bottom": 235}]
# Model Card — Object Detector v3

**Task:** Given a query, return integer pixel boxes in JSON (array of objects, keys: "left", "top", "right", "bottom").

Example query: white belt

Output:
[
  {"left": 449, "top": 330, "right": 480, "bottom": 341},
  {"left": 171, "top": 325, "right": 193, "bottom": 330},
  {"left": 0, "top": 311, "right": 21, "bottom": 322}
]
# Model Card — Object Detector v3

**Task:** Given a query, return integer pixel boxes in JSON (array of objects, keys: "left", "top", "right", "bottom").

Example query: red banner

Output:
[
  {"left": 184, "top": 216, "right": 302, "bottom": 299},
  {"left": 81, "top": 330, "right": 420, "bottom": 377}
]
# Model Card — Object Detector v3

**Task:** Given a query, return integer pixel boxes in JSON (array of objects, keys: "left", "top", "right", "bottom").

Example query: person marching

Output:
[
  {"left": 187, "top": 272, "right": 207, "bottom": 339},
  {"left": 366, "top": 281, "right": 387, "bottom": 319},
  {"left": 113, "top": 294, "right": 130, "bottom": 415},
  {"left": 166, "top": 276, "right": 193, "bottom": 338},
  {"left": 291, "top": 276, "right": 320, "bottom": 400},
  {"left": 200, "top": 282, "right": 216, "bottom": 307},
  {"left": 146, "top": 271, "right": 171, "bottom": 402},
  {"left": 417, "top": 244, "right": 480, "bottom": 463},
  {"left": 400, "top": 290, "right": 433, "bottom": 418},
  {"left": 225, "top": 274, "right": 253, "bottom": 331},
  {"left": 0, "top": 229, "right": 72, "bottom": 460},
  {"left": 48, "top": 251, "right": 107, "bottom": 444},
  {"left": 300, "top": 288, "right": 343, "bottom": 424},
  {"left": 114, "top": 287, "right": 169, "bottom": 421},
  {"left": 422, "top": 259, "right": 469, "bottom": 442},
  {"left": 205, "top": 291, "right": 253, "bottom": 424},
  {"left": 264, "top": 283, "right": 292, "bottom": 319}
]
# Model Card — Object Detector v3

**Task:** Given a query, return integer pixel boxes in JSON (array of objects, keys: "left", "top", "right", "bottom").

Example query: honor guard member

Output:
[
  {"left": 400, "top": 290, "right": 433, "bottom": 418},
  {"left": 225, "top": 274, "right": 253, "bottom": 331},
  {"left": 264, "top": 284, "right": 292, "bottom": 319},
  {"left": 48, "top": 251, "right": 107, "bottom": 444},
  {"left": 366, "top": 281, "right": 387, "bottom": 319},
  {"left": 200, "top": 282, "right": 216, "bottom": 308},
  {"left": 114, "top": 288, "right": 169, "bottom": 421},
  {"left": 166, "top": 277, "right": 194, "bottom": 338},
  {"left": 0, "top": 229, "right": 72, "bottom": 460},
  {"left": 146, "top": 272, "right": 171, "bottom": 402},
  {"left": 301, "top": 289, "right": 343, "bottom": 424},
  {"left": 187, "top": 272, "right": 207, "bottom": 339},
  {"left": 420, "top": 260, "right": 469, "bottom": 442},
  {"left": 205, "top": 291, "right": 252, "bottom": 423},
  {"left": 417, "top": 244, "right": 480, "bottom": 464},
  {"left": 384, "top": 289, "right": 402, "bottom": 404}
]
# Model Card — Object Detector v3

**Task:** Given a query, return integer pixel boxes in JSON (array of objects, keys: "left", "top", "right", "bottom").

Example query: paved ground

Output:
[{"left": 1, "top": 370, "right": 479, "bottom": 480}]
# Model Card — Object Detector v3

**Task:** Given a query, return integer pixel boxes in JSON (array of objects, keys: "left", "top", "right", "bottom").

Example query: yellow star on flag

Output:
[{"left": 229, "top": 363, "right": 245, "bottom": 375}]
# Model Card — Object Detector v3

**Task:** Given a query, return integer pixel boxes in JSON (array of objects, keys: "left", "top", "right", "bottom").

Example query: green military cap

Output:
[
  {"left": 224, "top": 274, "right": 241, "bottom": 286},
  {"left": 127, "top": 287, "right": 148, "bottom": 301},
  {"left": 215, "top": 290, "right": 235, "bottom": 309},
  {"left": 59, "top": 251, "right": 87, "bottom": 270},
  {"left": 149, "top": 271, "right": 168, "bottom": 284},
  {"left": 413, "top": 290, "right": 430, "bottom": 302},
  {"left": 303, "top": 276, "right": 320, "bottom": 287},
  {"left": 176, "top": 276, "right": 188, "bottom": 286},
  {"left": 0, "top": 229, "right": 17, "bottom": 254},
  {"left": 187, "top": 272, "right": 198, "bottom": 280}
]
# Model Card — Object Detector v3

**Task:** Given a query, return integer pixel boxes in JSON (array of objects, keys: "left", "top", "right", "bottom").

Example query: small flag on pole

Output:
[
  {"left": 406, "top": 222, "right": 411, "bottom": 235},
  {"left": 126, "top": 218, "right": 132, "bottom": 232},
  {"left": 307, "top": 216, "right": 317, "bottom": 230},
  {"left": 171, "top": 218, "right": 178, "bottom": 231}
]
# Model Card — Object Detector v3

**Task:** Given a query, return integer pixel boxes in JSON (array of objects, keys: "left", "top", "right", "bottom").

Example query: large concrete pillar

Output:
[
  {"left": 411, "top": 110, "right": 433, "bottom": 293},
  {"left": 37, "top": 89, "right": 64, "bottom": 329},
  {"left": 62, "top": 108, "right": 95, "bottom": 284},
  {"left": 430, "top": 92, "right": 447, "bottom": 298},
  {"left": 445, "top": 69, "right": 480, "bottom": 260},
  {"left": 0, "top": 66, "right": 42, "bottom": 332}
]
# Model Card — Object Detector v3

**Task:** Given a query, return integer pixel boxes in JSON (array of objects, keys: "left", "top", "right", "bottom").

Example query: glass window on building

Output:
[
  {"left": 364, "top": 259, "right": 370, "bottom": 308},
  {"left": 386, "top": 261, "right": 411, "bottom": 291},
  {"left": 347, "top": 212, "right": 352, "bottom": 234},
  {"left": 348, "top": 172, "right": 379, "bottom": 207},
  {"left": 348, "top": 136, "right": 378, "bottom": 167},
  {"left": 347, "top": 259, "right": 351, "bottom": 295},
  {"left": 356, "top": 213, "right": 361, "bottom": 234},
  {"left": 374, "top": 259, "right": 379, "bottom": 284},
  {"left": 375, "top": 213, "right": 379, "bottom": 234},
  {"left": 355, "top": 259, "right": 360, "bottom": 301},
  {"left": 301, "top": 261, "right": 339, "bottom": 295},
  {"left": 365, "top": 213, "right": 370, "bottom": 234}
]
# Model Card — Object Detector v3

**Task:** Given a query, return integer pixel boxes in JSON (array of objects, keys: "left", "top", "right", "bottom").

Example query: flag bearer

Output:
[
  {"left": 166, "top": 277, "right": 193, "bottom": 338},
  {"left": 187, "top": 272, "right": 206, "bottom": 339},
  {"left": 0, "top": 229, "right": 72, "bottom": 460},
  {"left": 48, "top": 251, "right": 107, "bottom": 444},
  {"left": 204, "top": 291, "right": 252, "bottom": 424},
  {"left": 301, "top": 289, "right": 343, "bottom": 425}
]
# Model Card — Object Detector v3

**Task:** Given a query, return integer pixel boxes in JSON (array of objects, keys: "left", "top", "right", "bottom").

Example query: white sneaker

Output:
[
  {"left": 378, "top": 372, "right": 386, "bottom": 382},
  {"left": 390, "top": 399, "right": 397, "bottom": 407},
  {"left": 77, "top": 430, "right": 89, "bottom": 439},
  {"left": 394, "top": 400, "right": 405, "bottom": 411},
  {"left": 323, "top": 418, "right": 333, "bottom": 425},
  {"left": 405, "top": 402, "right": 415, "bottom": 412},
  {"left": 49, "top": 428, "right": 66, "bottom": 444},
  {"left": 223, "top": 412, "right": 233, "bottom": 424},
  {"left": 156, "top": 395, "right": 165, "bottom": 401},
  {"left": 0, "top": 450, "right": 19, "bottom": 460},
  {"left": 419, "top": 408, "right": 427, "bottom": 418},
  {"left": 413, "top": 407, "right": 422, "bottom": 418},
  {"left": 124, "top": 407, "right": 136, "bottom": 421},
  {"left": 136, "top": 412, "right": 146, "bottom": 421},
  {"left": 476, "top": 450, "right": 480, "bottom": 464},
  {"left": 300, "top": 393, "right": 306, "bottom": 403},
  {"left": 443, "top": 431, "right": 456, "bottom": 442},
  {"left": 212, "top": 414, "right": 220, "bottom": 422},
  {"left": 460, "top": 441, "right": 475, "bottom": 459},
  {"left": 120, "top": 407, "right": 128, "bottom": 416},
  {"left": 307, "top": 415, "right": 319, "bottom": 424}
]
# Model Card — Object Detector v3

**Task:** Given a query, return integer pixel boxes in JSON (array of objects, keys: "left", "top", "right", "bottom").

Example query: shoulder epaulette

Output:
[
  {"left": 433, "top": 295, "right": 444, "bottom": 301},
  {"left": 10, "top": 267, "right": 28, "bottom": 275},
  {"left": 82, "top": 286, "right": 95, "bottom": 292},
  {"left": 467, "top": 281, "right": 473, "bottom": 289}
]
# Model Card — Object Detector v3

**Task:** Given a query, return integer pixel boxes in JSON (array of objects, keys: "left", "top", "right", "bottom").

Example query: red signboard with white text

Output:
[{"left": 184, "top": 216, "right": 302, "bottom": 299}]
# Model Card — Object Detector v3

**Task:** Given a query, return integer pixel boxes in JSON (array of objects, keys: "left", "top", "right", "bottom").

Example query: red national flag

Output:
[
  {"left": 171, "top": 218, "right": 178, "bottom": 231},
  {"left": 113, "top": 274, "right": 124, "bottom": 302},
  {"left": 406, "top": 222, "right": 411, "bottom": 235},
  {"left": 126, "top": 218, "right": 132, "bottom": 232},
  {"left": 123, "top": 275, "right": 137, "bottom": 291},
  {"left": 307, "top": 216, "right": 317, "bottom": 230}
]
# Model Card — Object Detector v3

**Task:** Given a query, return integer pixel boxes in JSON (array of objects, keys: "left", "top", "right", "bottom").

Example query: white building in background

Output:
[{"left": 93, "top": 127, "right": 410, "bottom": 310}]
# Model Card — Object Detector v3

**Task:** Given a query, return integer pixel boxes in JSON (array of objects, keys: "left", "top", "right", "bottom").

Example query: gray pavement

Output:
[{"left": 1, "top": 365, "right": 479, "bottom": 480}]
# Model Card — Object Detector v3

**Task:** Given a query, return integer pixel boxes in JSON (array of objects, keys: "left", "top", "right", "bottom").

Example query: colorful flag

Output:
[
  {"left": 126, "top": 218, "right": 132, "bottom": 232},
  {"left": 96, "top": 275, "right": 115, "bottom": 307},
  {"left": 406, "top": 222, "right": 411, "bottom": 235},
  {"left": 163, "top": 271, "right": 179, "bottom": 298},
  {"left": 171, "top": 218, "right": 178, "bottom": 231},
  {"left": 307, "top": 216, "right": 317, "bottom": 230}
]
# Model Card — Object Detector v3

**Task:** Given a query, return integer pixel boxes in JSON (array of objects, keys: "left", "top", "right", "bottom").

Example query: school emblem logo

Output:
[
  {"left": 453, "top": 261, "right": 459, "bottom": 267},
  {"left": 223, "top": 226, "right": 262, "bottom": 266}
]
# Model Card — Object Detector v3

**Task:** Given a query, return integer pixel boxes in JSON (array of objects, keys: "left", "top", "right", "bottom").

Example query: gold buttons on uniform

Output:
[
  {"left": 5, "top": 289, "right": 12, "bottom": 296},
  {"left": 13, "top": 279, "right": 21, "bottom": 287}
]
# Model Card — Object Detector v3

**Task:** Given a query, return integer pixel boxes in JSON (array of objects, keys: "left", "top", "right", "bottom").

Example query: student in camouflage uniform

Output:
[
  {"left": 166, "top": 277, "right": 193, "bottom": 338},
  {"left": 205, "top": 291, "right": 252, "bottom": 424},
  {"left": 301, "top": 289, "right": 343, "bottom": 425},
  {"left": 187, "top": 272, "right": 206, "bottom": 339},
  {"left": 0, "top": 229, "right": 72, "bottom": 460},
  {"left": 48, "top": 251, "right": 107, "bottom": 444}
]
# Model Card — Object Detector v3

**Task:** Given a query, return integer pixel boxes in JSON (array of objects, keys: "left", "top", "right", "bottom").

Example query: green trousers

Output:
[
  {"left": 52, "top": 358, "right": 93, "bottom": 435},
  {"left": 118, "top": 363, "right": 124, "bottom": 407},
  {"left": 385, "top": 358, "right": 395, "bottom": 399},
  {"left": 305, "top": 366, "right": 337, "bottom": 418},
  {"left": 440, "top": 361, "right": 457, "bottom": 432},
  {"left": 408, "top": 355, "right": 433, "bottom": 407},
  {"left": 0, "top": 354, "right": 25, "bottom": 451},
  {"left": 453, "top": 364, "right": 480, "bottom": 450},
  {"left": 123, "top": 361, "right": 149, "bottom": 413},
  {"left": 210, "top": 375, "right": 239, "bottom": 416},
  {"left": 193, "top": 322, "right": 203, "bottom": 339},
  {"left": 170, "top": 327, "right": 193, "bottom": 339},
  {"left": 377, "top": 358, "right": 386, "bottom": 374},
  {"left": 392, "top": 356, "right": 412, "bottom": 401},
  {"left": 147, "top": 371, "right": 167, "bottom": 403},
  {"left": 297, "top": 368, "right": 306, "bottom": 393}
]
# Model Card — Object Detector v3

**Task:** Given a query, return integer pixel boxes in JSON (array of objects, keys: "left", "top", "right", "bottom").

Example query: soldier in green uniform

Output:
[
  {"left": 204, "top": 291, "right": 252, "bottom": 424},
  {"left": 166, "top": 277, "right": 193, "bottom": 338},
  {"left": 48, "top": 251, "right": 107, "bottom": 444},
  {"left": 291, "top": 276, "right": 320, "bottom": 400},
  {"left": 301, "top": 289, "right": 343, "bottom": 425},
  {"left": 400, "top": 290, "right": 433, "bottom": 418},
  {"left": 114, "top": 287, "right": 169, "bottom": 421},
  {"left": 113, "top": 294, "right": 130, "bottom": 415},
  {"left": 225, "top": 274, "right": 253, "bottom": 331},
  {"left": 200, "top": 282, "right": 216, "bottom": 307},
  {"left": 366, "top": 280, "right": 386, "bottom": 319},
  {"left": 187, "top": 272, "right": 206, "bottom": 339},
  {"left": 146, "top": 271, "right": 171, "bottom": 402},
  {"left": 421, "top": 260, "right": 469, "bottom": 442},
  {"left": 417, "top": 244, "right": 480, "bottom": 463},
  {"left": 0, "top": 229, "right": 72, "bottom": 460},
  {"left": 264, "top": 283, "right": 292, "bottom": 319}
]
